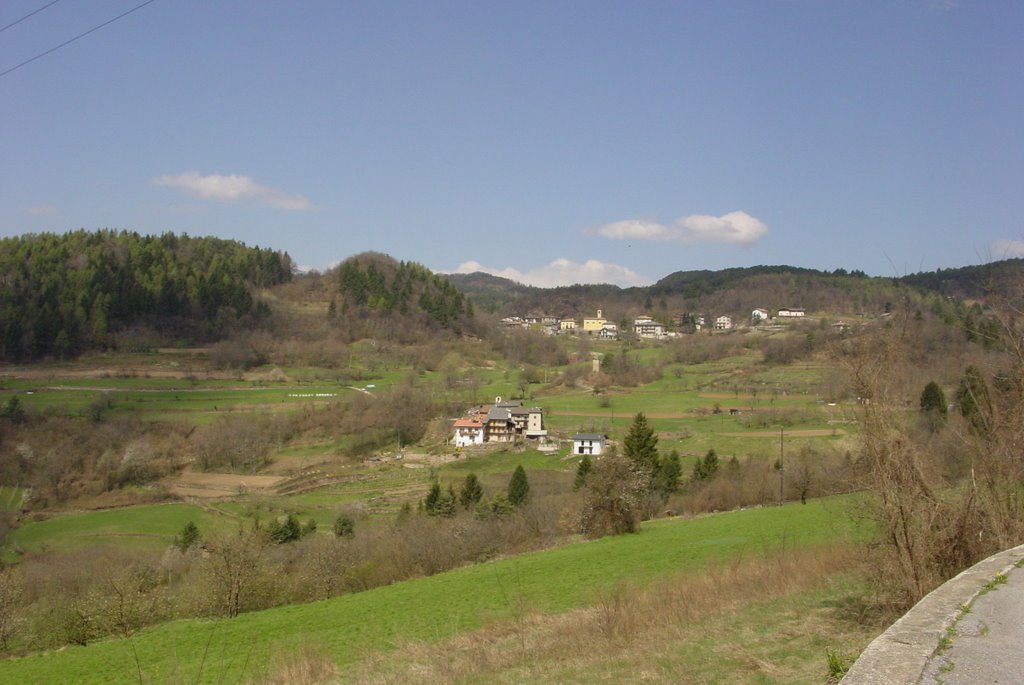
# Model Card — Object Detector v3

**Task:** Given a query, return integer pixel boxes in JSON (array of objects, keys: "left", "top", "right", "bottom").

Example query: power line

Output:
[
  {"left": 0, "top": 0, "right": 159, "bottom": 79},
  {"left": 0, "top": 0, "right": 64, "bottom": 35}
]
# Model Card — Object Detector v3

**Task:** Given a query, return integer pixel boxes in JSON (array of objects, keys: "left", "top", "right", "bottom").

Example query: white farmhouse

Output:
[
  {"left": 752, "top": 308, "right": 769, "bottom": 322},
  {"left": 777, "top": 308, "right": 806, "bottom": 318},
  {"left": 714, "top": 315, "right": 733, "bottom": 330},
  {"left": 452, "top": 416, "right": 486, "bottom": 447},
  {"left": 572, "top": 432, "right": 606, "bottom": 456}
]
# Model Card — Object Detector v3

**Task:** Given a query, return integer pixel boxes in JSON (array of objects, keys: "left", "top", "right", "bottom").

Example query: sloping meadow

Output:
[{"left": 0, "top": 495, "right": 868, "bottom": 684}]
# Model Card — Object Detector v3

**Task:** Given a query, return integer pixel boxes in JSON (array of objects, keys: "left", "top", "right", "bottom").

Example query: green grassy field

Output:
[
  {"left": 0, "top": 495, "right": 869, "bottom": 685},
  {"left": 1, "top": 503, "right": 236, "bottom": 558}
]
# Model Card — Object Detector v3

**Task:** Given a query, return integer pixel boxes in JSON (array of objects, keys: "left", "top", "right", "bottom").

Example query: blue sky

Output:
[{"left": 2, "top": 1, "right": 1022, "bottom": 287}]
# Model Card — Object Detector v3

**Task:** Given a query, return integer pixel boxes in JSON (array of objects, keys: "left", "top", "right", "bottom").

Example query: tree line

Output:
[{"left": 0, "top": 230, "right": 293, "bottom": 360}]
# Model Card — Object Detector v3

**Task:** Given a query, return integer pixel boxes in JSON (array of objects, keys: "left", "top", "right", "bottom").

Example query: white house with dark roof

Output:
[{"left": 572, "top": 432, "right": 605, "bottom": 456}]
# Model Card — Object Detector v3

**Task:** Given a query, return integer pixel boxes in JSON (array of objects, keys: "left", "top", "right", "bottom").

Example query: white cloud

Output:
[
  {"left": 153, "top": 171, "right": 311, "bottom": 210},
  {"left": 588, "top": 211, "right": 767, "bottom": 246},
  {"left": 992, "top": 240, "right": 1024, "bottom": 259},
  {"left": 25, "top": 204, "right": 58, "bottom": 216},
  {"left": 448, "top": 258, "right": 653, "bottom": 288}
]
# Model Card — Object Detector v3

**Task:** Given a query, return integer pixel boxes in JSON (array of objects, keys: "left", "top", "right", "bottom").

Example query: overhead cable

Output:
[
  {"left": 0, "top": 0, "right": 64, "bottom": 35},
  {"left": 0, "top": 0, "right": 159, "bottom": 79}
]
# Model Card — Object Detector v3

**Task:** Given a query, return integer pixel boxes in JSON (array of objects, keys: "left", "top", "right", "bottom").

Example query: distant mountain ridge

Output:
[{"left": 445, "top": 260, "right": 1024, "bottom": 318}]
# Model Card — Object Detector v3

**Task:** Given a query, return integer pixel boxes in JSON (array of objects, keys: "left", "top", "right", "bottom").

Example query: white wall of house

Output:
[
  {"left": 453, "top": 427, "right": 484, "bottom": 447},
  {"left": 573, "top": 436, "right": 605, "bottom": 455}
]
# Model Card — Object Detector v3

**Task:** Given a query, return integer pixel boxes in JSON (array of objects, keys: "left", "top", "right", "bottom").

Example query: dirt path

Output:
[
  {"left": 716, "top": 429, "right": 845, "bottom": 437},
  {"left": 549, "top": 410, "right": 698, "bottom": 419}
]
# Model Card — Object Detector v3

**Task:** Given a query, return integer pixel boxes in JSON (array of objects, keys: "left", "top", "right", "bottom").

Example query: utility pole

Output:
[{"left": 778, "top": 426, "right": 785, "bottom": 506}]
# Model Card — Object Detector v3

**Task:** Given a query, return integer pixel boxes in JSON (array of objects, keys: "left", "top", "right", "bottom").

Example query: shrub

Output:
[{"left": 577, "top": 451, "right": 647, "bottom": 538}]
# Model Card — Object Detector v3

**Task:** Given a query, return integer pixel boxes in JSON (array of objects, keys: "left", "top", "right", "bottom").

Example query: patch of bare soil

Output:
[{"left": 167, "top": 468, "right": 287, "bottom": 499}]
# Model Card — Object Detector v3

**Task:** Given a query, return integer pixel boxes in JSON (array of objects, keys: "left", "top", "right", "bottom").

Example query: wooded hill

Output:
[
  {"left": 333, "top": 252, "right": 474, "bottom": 331},
  {"left": 447, "top": 261, "right": 1024, "bottom": 322},
  {"left": 3, "top": 228, "right": 1022, "bottom": 362},
  {"left": 0, "top": 230, "right": 292, "bottom": 361}
]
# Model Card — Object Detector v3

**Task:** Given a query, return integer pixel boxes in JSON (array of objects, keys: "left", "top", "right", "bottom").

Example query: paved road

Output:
[
  {"left": 919, "top": 560, "right": 1024, "bottom": 684},
  {"left": 842, "top": 544, "right": 1024, "bottom": 685}
]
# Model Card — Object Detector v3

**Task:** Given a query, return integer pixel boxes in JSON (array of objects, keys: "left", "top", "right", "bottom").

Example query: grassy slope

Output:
[
  {"left": 2, "top": 503, "right": 236, "bottom": 558},
  {"left": 0, "top": 495, "right": 868, "bottom": 685}
]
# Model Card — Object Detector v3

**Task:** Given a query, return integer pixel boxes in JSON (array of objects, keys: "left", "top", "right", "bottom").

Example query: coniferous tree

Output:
[
  {"left": 920, "top": 381, "right": 948, "bottom": 431},
  {"left": 434, "top": 485, "right": 457, "bottom": 517},
  {"left": 957, "top": 366, "right": 992, "bottom": 437},
  {"left": 623, "top": 412, "right": 659, "bottom": 473},
  {"left": 692, "top": 448, "right": 719, "bottom": 484},
  {"left": 656, "top": 450, "right": 682, "bottom": 497},
  {"left": 333, "top": 512, "right": 355, "bottom": 538},
  {"left": 175, "top": 521, "right": 200, "bottom": 552},
  {"left": 459, "top": 472, "right": 484, "bottom": 510},
  {"left": 508, "top": 465, "right": 530, "bottom": 506},
  {"left": 574, "top": 454, "right": 593, "bottom": 490},
  {"left": 920, "top": 381, "right": 947, "bottom": 415},
  {"left": 424, "top": 481, "right": 441, "bottom": 514},
  {"left": 268, "top": 514, "right": 303, "bottom": 544}
]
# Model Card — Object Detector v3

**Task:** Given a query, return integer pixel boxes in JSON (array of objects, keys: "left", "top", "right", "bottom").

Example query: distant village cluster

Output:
[{"left": 499, "top": 307, "right": 809, "bottom": 340}]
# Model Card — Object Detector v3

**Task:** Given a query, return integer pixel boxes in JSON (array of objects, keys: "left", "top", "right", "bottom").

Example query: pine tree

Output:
[
  {"left": 574, "top": 454, "right": 593, "bottom": 490},
  {"left": 459, "top": 472, "right": 484, "bottom": 510},
  {"left": 920, "top": 381, "right": 947, "bottom": 415},
  {"left": 176, "top": 521, "right": 200, "bottom": 552},
  {"left": 623, "top": 412, "right": 659, "bottom": 472},
  {"left": 435, "top": 485, "right": 457, "bottom": 517},
  {"left": 508, "top": 465, "right": 530, "bottom": 506},
  {"left": 920, "top": 380, "right": 948, "bottom": 432},
  {"left": 269, "top": 514, "right": 303, "bottom": 544},
  {"left": 692, "top": 448, "right": 719, "bottom": 483},
  {"left": 656, "top": 450, "right": 682, "bottom": 497},
  {"left": 424, "top": 481, "right": 441, "bottom": 514}
]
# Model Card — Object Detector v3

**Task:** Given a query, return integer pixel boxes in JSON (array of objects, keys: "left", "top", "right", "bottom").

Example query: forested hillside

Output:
[
  {"left": 0, "top": 230, "right": 292, "bottom": 360},
  {"left": 900, "top": 259, "right": 1024, "bottom": 300},
  {"left": 332, "top": 253, "right": 474, "bottom": 333},
  {"left": 447, "top": 261, "right": 1024, "bottom": 323}
]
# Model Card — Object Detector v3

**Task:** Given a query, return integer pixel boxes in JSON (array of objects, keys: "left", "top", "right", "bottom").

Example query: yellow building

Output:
[{"left": 582, "top": 308, "right": 607, "bottom": 333}]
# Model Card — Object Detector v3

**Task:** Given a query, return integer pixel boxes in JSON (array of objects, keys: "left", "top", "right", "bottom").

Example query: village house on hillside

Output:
[
  {"left": 777, "top": 307, "right": 806, "bottom": 318},
  {"left": 452, "top": 398, "right": 546, "bottom": 447},
  {"left": 714, "top": 315, "right": 733, "bottom": 330},
  {"left": 633, "top": 315, "right": 665, "bottom": 338},
  {"left": 571, "top": 432, "right": 605, "bottom": 456},
  {"left": 752, "top": 308, "right": 769, "bottom": 322}
]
